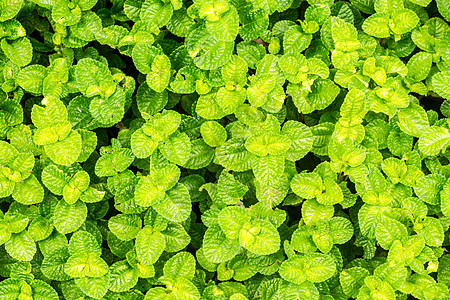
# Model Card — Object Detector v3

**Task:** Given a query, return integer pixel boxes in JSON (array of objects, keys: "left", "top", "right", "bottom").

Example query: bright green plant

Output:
[{"left": 1, "top": 0, "right": 450, "bottom": 299}]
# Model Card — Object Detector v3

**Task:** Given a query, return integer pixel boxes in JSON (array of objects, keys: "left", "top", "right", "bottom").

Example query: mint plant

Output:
[{"left": 2, "top": 0, "right": 450, "bottom": 299}]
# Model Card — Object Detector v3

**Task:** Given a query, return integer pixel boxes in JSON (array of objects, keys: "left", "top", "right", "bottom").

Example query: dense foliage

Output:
[{"left": 2, "top": 0, "right": 450, "bottom": 298}]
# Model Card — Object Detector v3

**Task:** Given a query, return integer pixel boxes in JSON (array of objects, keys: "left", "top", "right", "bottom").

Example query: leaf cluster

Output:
[{"left": 1, "top": 0, "right": 450, "bottom": 299}]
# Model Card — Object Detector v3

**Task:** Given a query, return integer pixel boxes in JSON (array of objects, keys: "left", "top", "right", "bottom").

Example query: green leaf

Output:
[
  {"left": 159, "top": 132, "right": 191, "bottom": 165},
  {"left": 418, "top": 126, "right": 450, "bottom": 156},
  {"left": 153, "top": 183, "right": 191, "bottom": 222},
  {"left": 89, "top": 89, "right": 126, "bottom": 126},
  {"left": 144, "top": 207, "right": 169, "bottom": 231},
  {"left": 222, "top": 55, "right": 248, "bottom": 88},
  {"left": 414, "top": 174, "right": 446, "bottom": 205},
  {"left": 131, "top": 128, "right": 158, "bottom": 159},
  {"left": 71, "top": 11, "right": 102, "bottom": 41},
  {"left": 245, "top": 134, "right": 291, "bottom": 157},
  {"left": 200, "top": 121, "right": 227, "bottom": 147},
  {"left": 30, "top": 280, "right": 59, "bottom": 300},
  {"left": 168, "top": 277, "right": 200, "bottom": 300},
  {"left": 216, "top": 138, "right": 254, "bottom": 171},
  {"left": 52, "top": 0, "right": 82, "bottom": 26},
  {"left": 0, "top": 279, "right": 59, "bottom": 300},
  {"left": 202, "top": 225, "right": 240, "bottom": 263},
  {"left": 340, "top": 267, "right": 370, "bottom": 298},
  {"left": 69, "top": 230, "right": 102, "bottom": 256},
  {"left": 239, "top": 219, "right": 280, "bottom": 255},
  {"left": 441, "top": 179, "right": 450, "bottom": 217},
  {"left": 95, "top": 148, "right": 135, "bottom": 177},
  {"left": 437, "top": 0, "right": 450, "bottom": 21},
  {"left": 252, "top": 154, "right": 285, "bottom": 191},
  {"left": 281, "top": 121, "right": 313, "bottom": 161},
  {"left": 284, "top": 25, "right": 312, "bottom": 55},
  {"left": 328, "top": 16, "right": 361, "bottom": 51},
  {"left": 136, "top": 226, "right": 166, "bottom": 265},
  {"left": 163, "top": 251, "right": 196, "bottom": 280},
  {"left": 329, "top": 217, "right": 354, "bottom": 244},
  {"left": 218, "top": 206, "right": 251, "bottom": 240},
  {"left": 302, "top": 199, "right": 334, "bottom": 226},
  {"left": 108, "top": 214, "right": 142, "bottom": 241},
  {"left": 41, "top": 165, "right": 67, "bottom": 195},
  {"left": 277, "top": 281, "right": 319, "bottom": 300},
  {"left": 407, "top": 52, "right": 432, "bottom": 82},
  {"left": 69, "top": 230, "right": 101, "bottom": 256},
  {"left": 74, "top": 58, "right": 112, "bottom": 96},
  {"left": 63, "top": 170, "right": 89, "bottom": 204},
  {"left": 415, "top": 217, "right": 444, "bottom": 247},
  {"left": 41, "top": 248, "right": 71, "bottom": 281},
  {"left": 398, "top": 103, "right": 429, "bottom": 138},
  {"left": 432, "top": 71, "right": 450, "bottom": 99},
  {"left": 162, "top": 223, "right": 191, "bottom": 252},
  {"left": 291, "top": 226, "right": 317, "bottom": 253},
  {"left": 390, "top": 9, "right": 419, "bottom": 36},
  {"left": 45, "top": 130, "right": 82, "bottom": 166},
  {"left": 358, "top": 204, "right": 391, "bottom": 239},
  {"left": 6, "top": 152, "right": 32, "bottom": 182},
  {"left": 64, "top": 252, "right": 109, "bottom": 277},
  {"left": 339, "top": 88, "right": 366, "bottom": 126},
  {"left": 95, "top": 25, "right": 129, "bottom": 49},
  {"left": 4, "top": 212, "right": 29, "bottom": 234},
  {"left": 67, "top": 96, "right": 97, "bottom": 130},
  {"left": 1, "top": 37, "right": 33, "bottom": 67},
  {"left": 375, "top": 216, "right": 408, "bottom": 250},
  {"left": 236, "top": 41, "right": 266, "bottom": 69},
  {"left": 109, "top": 260, "right": 139, "bottom": 292},
  {"left": 34, "top": 123, "right": 71, "bottom": 146},
  {"left": 312, "top": 225, "right": 333, "bottom": 253},
  {"left": 39, "top": 231, "right": 68, "bottom": 257},
  {"left": 438, "top": 254, "right": 450, "bottom": 287},
  {"left": 17, "top": 65, "right": 47, "bottom": 95},
  {"left": 381, "top": 157, "right": 407, "bottom": 184},
  {"left": 146, "top": 54, "right": 171, "bottom": 92},
  {"left": 196, "top": 92, "right": 226, "bottom": 120},
  {"left": 374, "top": 0, "right": 404, "bottom": 14},
  {"left": 167, "top": 8, "right": 195, "bottom": 37},
  {"left": 12, "top": 175, "right": 44, "bottom": 205},
  {"left": 132, "top": 43, "right": 162, "bottom": 75},
  {"left": 0, "top": 141, "right": 17, "bottom": 166},
  {"left": 0, "top": 279, "right": 21, "bottom": 299},
  {"left": 218, "top": 88, "right": 247, "bottom": 114},
  {"left": 53, "top": 200, "right": 87, "bottom": 234},
  {"left": 135, "top": 176, "right": 165, "bottom": 207},
  {"left": 151, "top": 164, "right": 181, "bottom": 191},
  {"left": 140, "top": 0, "right": 173, "bottom": 27},
  {"left": 143, "top": 110, "right": 181, "bottom": 141},
  {"left": 31, "top": 96, "right": 69, "bottom": 128},
  {"left": 5, "top": 231, "right": 36, "bottom": 261},
  {"left": 205, "top": 6, "right": 239, "bottom": 41},
  {"left": 279, "top": 253, "right": 336, "bottom": 284},
  {"left": 216, "top": 171, "right": 248, "bottom": 205},
  {"left": 80, "top": 186, "right": 105, "bottom": 203},
  {"left": 374, "top": 261, "right": 407, "bottom": 289},
  {"left": 28, "top": 216, "right": 53, "bottom": 242},
  {"left": 306, "top": 79, "right": 340, "bottom": 113},
  {"left": 0, "top": 0, "right": 24, "bottom": 21},
  {"left": 187, "top": 26, "right": 234, "bottom": 70},
  {"left": 136, "top": 82, "right": 168, "bottom": 118},
  {"left": 75, "top": 274, "right": 109, "bottom": 299},
  {"left": 359, "top": 276, "right": 396, "bottom": 299},
  {"left": 290, "top": 172, "right": 324, "bottom": 199},
  {"left": 316, "top": 179, "right": 343, "bottom": 205}
]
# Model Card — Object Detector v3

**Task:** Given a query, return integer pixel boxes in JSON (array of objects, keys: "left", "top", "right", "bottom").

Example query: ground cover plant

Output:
[{"left": 2, "top": 0, "right": 450, "bottom": 299}]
